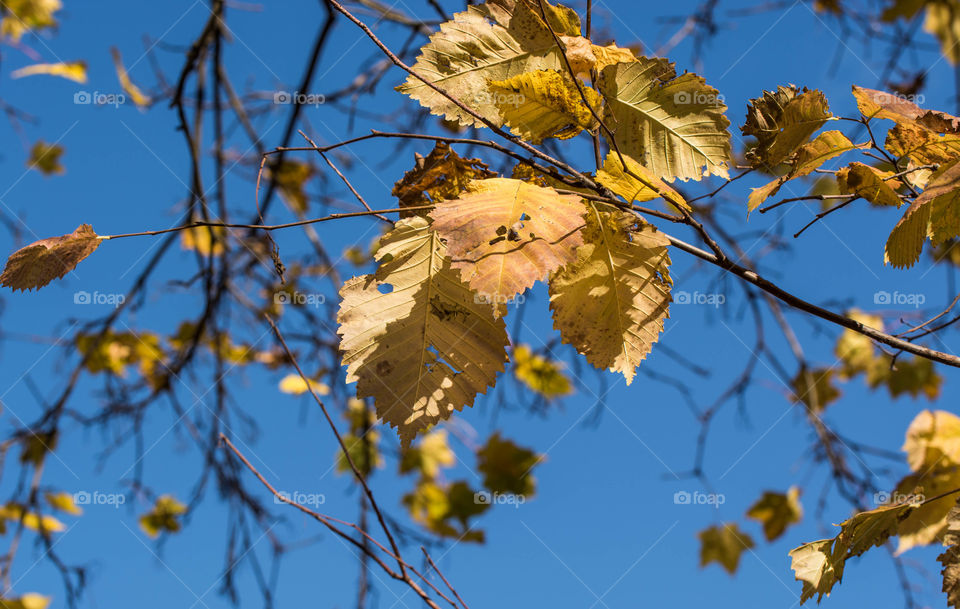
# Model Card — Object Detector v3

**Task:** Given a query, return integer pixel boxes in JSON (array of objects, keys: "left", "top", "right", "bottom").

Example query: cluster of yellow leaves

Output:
[
  {"left": 400, "top": 429, "right": 487, "bottom": 542},
  {"left": 76, "top": 330, "right": 166, "bottom": 388},
  {"left": 832, "top": 309, "right": 942, "bottom": 401},
  {"left": 790, "top": 410, "right": 960, "bottom": 603},
  {"left": 139, "top": 495, "right": 186, "bottom": 538},
  {"left": 698, "top": 488, "right": 802, "bottom": 575}
]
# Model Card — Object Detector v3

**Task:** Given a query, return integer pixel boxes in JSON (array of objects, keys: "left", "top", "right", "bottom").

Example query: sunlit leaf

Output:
[{"left": 1, "top": 224, "right": 101, "bottom": 292}]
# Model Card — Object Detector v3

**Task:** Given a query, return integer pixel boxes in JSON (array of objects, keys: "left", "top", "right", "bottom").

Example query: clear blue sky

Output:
[{"left": 0, "top": 0, "right": 957, "bottom": 608}]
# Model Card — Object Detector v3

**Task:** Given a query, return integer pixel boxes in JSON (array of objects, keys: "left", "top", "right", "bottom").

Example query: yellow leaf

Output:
[
  {"left": 400, "top": 429, "right": 456, "bottom": 478},
  {"left": 699, "top": 523, "right": 755, "bottom": 574},
  {"left": 886, "top": 160, "right": 960, "bottom": 268},
  {"left": 746, "top": 487, "right": 803, "bottom": 541},
  {"left": 110, "top": 47, "right": 151, "bottom": 107},
  {"left": 181, "top": 218, "right": 226, "bottom": 256},
  {"left": 139, "top": 495, "right": 186, "bottom": 538},
  {"left": 488, "top": 69, "right": 601, "bottom": 144},
  {"left": 429, "top": 177, "right": 586, "bottom": 315},
  {"left": 835, "top": 309, "right": 884, "bottom": 377},
  {"left": 0, "top": 594, "right": 52, "bottom": 609},
  {"left": 0, "top": 0, "right": 60, "bottom": 42},
  {"left": 513, "top": 344, "right": 573, "bottom": 399},
  {"left": 44, "top": 492, "right": 82, "bottom": 515},
  {"left": 278, "top": 373, "right": 329, "bottom": 396},
  {"left": 27, "top": 141, "right": 64, "bottom": 176},
  {"left": 599, "top": 56, "right": 732, "bottom": 181},
  {"left": 0, "top": 224, "right": 101, "bottom": 292},
  {"left": 589, "top": 43, "right": 636, "bottom": 72},
  {"left": 748, "top": 130, "right": 861, "bottom": 211},
  {"left": 12, "top": 61, "right": 87, "bottom": 83},
  {"left": 338, "top": 217, "right": 509, "bottom": 446},
  {"left": 0, "top": 503, "right": 65, "bottom": 533},
  {"left": 397, "top": 3, "right": 566, "bottom": 127},
  {"left": 274, "top": 161, "right": 313, "bottom": 214},
  {"left": 836, "top": 162, "right": 902, "bottom": 207},
  {"left": 596, "top": 150, "right": 689, "bottom": 211},
  {"left": 549, "top": 207, "right": 671, "bottom": 384},
  {"left": 476, "top": 432, "right": 540, "bottom": 496},
  {"left": 852, "top": 85, "right": 925, "bottom": 122}
]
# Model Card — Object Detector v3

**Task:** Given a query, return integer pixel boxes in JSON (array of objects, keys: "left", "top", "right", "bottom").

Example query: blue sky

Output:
[{"left": 0, "top": 0, "right": 958, "bottom": 608}]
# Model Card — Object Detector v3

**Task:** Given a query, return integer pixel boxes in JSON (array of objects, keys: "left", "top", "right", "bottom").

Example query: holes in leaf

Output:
[{"left": 378, "top": 283, "right": 394, "bottom": 294}]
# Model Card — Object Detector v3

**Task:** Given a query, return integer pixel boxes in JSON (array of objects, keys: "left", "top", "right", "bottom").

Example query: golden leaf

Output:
[
  {"left": 599, "top": 56, "right": 732, "bottom": 181},
  {"left": 549, "top": 207, "right": 671, "bottom": 384},
  {"left": 699, "top": 523, "right": 755, "bottom": 574},
  {"left": 488, "top": 69, "right": 601, "bottom": 143},
  {"left": 742, "top": 86, "right": 831, "bottom": 169},
  {"left": 12, "top": 61, "right": 87, "bottom": 83},
  {"left": 596, "top": 150, "right": 689, "bottom": 211},
  {"left": 338, "top": 217, "right": 509, "bottom": 446},
  {"left": 110, "top": 47, "right": 151, "bottom": 107}
]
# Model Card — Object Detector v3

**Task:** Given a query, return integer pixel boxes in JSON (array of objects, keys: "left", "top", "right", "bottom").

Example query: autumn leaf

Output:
[
  {"left": 0, "top": 594, "right": 51, "bottom": 609},
  {"left": 12, "top": 61, "right": 87, "bottom": 83},
  {"left": 549, "top": 207, "right": 671, "bottom": 385},
  {"left": 392, "top": 142, "right": 496, "bottom": 218},
  {"left": 403, "top": 479, "right": 488, "bottom": 542},
  {"left": 476, "top": 432, "right": 540, "bottom": 496},
  {"left": 27, "top": 141, "right": 64, "bottom": 176},
  {"left": 746, "top": 487, "right": 803, "bottom": 541},
  {"left": 1, "top": 0, "right": 60, "bottom": 42},
  {"left": 400, "top": 428, "right": 456, "bottom": 478},
  {"left": 512, "top": 344, "right": 573, "bottom": 399},
  {"left": 742, "top": 86, "right": 831, "bottom": 169},
  {"left": 791, "top": 500, "right": 917, "bottom": 603},
  {"left": 44, "top": 492, "right": 82, "bottom": 515},
  {"left": 181, "top": 217, "right": 226, "bottom": 256},
  {"left": 110, "top": 47, "right": 151, "bottom": 107},
  {"left": 274, "top": 161, "right": 313, "bottom": 214},
  {"left": 1, "top": 224, "right": 102, "bottom": 292},
  {"left": 589, "top": 42, "right": 636, "bottom": 72},
  {"left": 836, "top": 162, "right": 902, "bottom": 207},
  {"left": 599, "top": 56, "right": 732, "bottom": 181},
  {"left": 835, "top": 309, "right": 884, "bottom": 377},
  {"left": 397, "top": 1, "right": 570, "bottom": 127},
  {"left": 886, "top": 161, "right": 960, "bottom": 268},
  {"left": 338, "top": 217, "right": 509, "bottom": 446},
  {"left": 0, "top": 503, "right": 66, "bottom": 534},
  {"left": 429, "top": 177, "right": 586, "bottom": 315},
  {"left": 595, "top": 151, "right": 689, "bottom": 211},
  {"left": 278, "top": 373, "right": 330, "bottom": 396},
  {"left": 488, "top": 69, "right": 601, "bottom": 143},
  {"left": 139, "top": 495, "right": 186, "bottom": 538},
  {"left": 938, "top": 499, "right": 960, "bottom": 608},
  {"left": 748, "top": 130, "right": 862, "bottom": 212},
  {"left": 698, "top": 523, "right": 754, "bottom": 574}
]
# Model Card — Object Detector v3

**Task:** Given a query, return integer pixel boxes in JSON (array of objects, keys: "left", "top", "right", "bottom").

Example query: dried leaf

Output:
[
  {"left": 1, "top": 224, "right": 101, "bottom": 291},
  {"left": 488, "top": 69, "right": 601, "bottom": 143}
]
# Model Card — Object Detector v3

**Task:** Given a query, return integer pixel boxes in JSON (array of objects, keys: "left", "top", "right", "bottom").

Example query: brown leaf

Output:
[{"left": 1, "top": 224, "right": 101, "bottom": 291}]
